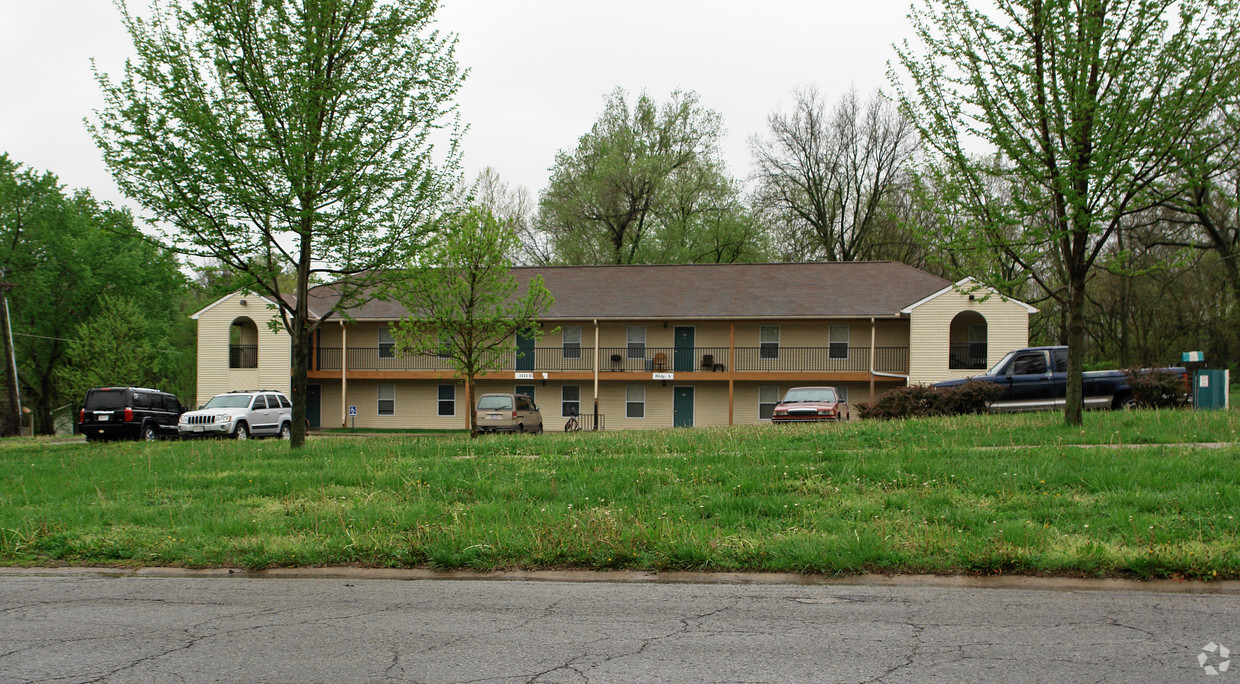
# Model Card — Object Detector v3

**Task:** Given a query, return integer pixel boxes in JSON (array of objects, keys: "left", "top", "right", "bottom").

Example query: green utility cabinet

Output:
[{"left": 1194, "top": 369, "right": 1230, "bottom": 410}]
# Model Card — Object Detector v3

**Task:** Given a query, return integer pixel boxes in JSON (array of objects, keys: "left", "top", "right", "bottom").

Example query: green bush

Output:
[
  {"left": 857, "top": 381, "right": 1003, "bottom": 420},
  {"left": 1123, "top": 368, "right": 1190, "bottom": 408}
]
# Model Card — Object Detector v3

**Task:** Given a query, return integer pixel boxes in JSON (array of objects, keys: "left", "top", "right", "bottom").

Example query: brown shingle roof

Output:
[{"left": 308, "top": 262, "right": 951, "bottom": 321}]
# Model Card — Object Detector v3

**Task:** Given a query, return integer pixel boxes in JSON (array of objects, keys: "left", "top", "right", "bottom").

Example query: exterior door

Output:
[
  {"left": 673, "top": 326, "right": 695, "bottom": 372},
  {"left": 515, "top": 385, "right": 535, "bottom": 407},
  {"left": 515, "top": 331, "right": 536, "bottom": 371},
  {"left": 306, "top": 384, "right": 321, "bottom": 429},
  {"left": 673, "top": 387, "right": 694, "bottom": 428}
]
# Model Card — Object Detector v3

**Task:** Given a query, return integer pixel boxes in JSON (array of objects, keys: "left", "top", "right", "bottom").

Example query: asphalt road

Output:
[{"left": 1, "top": 573, "right": 1237, "bottom": 683}]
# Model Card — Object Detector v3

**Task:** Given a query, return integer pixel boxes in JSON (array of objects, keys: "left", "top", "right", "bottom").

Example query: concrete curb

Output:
[{"left": 2, "top": 566, "right": 1238, "bottom": 594}]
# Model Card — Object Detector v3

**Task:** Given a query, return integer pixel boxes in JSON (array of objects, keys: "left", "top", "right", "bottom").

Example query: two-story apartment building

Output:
[{"left": 191, "top": 262, "right": 1035, "bottom": 430}]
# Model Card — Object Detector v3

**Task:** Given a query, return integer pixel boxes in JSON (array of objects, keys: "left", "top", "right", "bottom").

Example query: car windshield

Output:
[
  {"left": 987, "top": 351, "right": 1018, "bottom": 376},
  {"left": 84, "top": 389, "right": 127, "bottom": 410},
  {"left": 477, "top": 396, "right": 513, "bottom": 410},
  {"left": 781, "top": 388, "right": 836, "bottom": 403},
  {"left": 203, "top": 395, "right": 253, "bottom": 409}
]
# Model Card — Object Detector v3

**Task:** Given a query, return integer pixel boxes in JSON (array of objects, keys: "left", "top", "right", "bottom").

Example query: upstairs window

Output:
[
  {"left": 627, "top": 326, "right": 646, "bottom": 359},
  {"left": 829, "top": 325, "right": 850, "bottom": 360},
  {"left": 378, "top": 326, "right": 396, "bottom": 359},
  {"left": 562, "top": 325, "right": 582, "bottom": 360},
  {"left": 760, "top": 326, "right": 780, "bottom": 360}
]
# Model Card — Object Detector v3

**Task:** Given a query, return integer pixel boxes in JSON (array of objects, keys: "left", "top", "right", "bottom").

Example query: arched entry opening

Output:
[
  {"left": 949, "top": 311, "right": 988, "bottom": 369},
  {"left": 230, "top": 317, "right": 259, "bottom": 368}
]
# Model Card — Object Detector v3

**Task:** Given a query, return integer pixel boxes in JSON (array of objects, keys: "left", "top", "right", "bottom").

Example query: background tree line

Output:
[{"left": 8, "top": 0, "right": 1237, "bottom": 434}]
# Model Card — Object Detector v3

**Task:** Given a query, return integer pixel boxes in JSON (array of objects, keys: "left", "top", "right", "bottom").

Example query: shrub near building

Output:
[{"left": 858, "top": 381, "right": 1003, "bottom": 420}]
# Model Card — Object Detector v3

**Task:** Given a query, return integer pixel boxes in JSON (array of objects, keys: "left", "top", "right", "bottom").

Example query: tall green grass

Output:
[{"left": 2, "top": 410, "right": 1238, "bottom": 578}]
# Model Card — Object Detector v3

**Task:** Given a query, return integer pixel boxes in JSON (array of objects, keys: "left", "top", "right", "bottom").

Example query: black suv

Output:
[{"left": 79, "top": 387, "right": 186, "bottom": 442}]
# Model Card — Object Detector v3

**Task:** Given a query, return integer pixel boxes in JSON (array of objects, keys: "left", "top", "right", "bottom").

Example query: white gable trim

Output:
[
  {"left": 900, "top": 277, "right": 1038, "bottom": 314},
  {"left": 190, "top": 290, "right": 281, "bottom": 320}
]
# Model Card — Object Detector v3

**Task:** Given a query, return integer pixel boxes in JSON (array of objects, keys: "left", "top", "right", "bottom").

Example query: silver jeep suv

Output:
[{"left": 179, "top": 390, "right": 293, "bottom": 440}]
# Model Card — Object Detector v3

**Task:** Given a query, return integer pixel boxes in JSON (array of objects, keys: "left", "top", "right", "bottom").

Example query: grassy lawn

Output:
[{"left": 2, "top": 409, "right": 1239, "bottom": 579}]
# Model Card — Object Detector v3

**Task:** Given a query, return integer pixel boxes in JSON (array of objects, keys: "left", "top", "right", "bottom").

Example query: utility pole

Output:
[{"left": 0, "top": 282, "right": 19, "bottom": 436}]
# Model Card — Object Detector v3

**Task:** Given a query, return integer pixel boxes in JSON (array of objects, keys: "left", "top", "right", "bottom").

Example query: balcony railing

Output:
[
  {"left": 315, "top": 345, "right": 910, "bottom": 374},
  {"left": 734, "top": 346, "right": 908, "bottom": 373},
  {"left": 229, "top": 345, "right": 258, "bottom": 369},
  {"left": 949, "top": 343, "right": 988, "bottom": 370}
]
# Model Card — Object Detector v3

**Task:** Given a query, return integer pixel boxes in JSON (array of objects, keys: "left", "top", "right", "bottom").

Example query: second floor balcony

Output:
[{"left": 314, "top": 346, "right": 910, "bottom": 375}]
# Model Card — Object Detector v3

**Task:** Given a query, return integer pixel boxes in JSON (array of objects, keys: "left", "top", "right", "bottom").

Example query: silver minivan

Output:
[{"left": 475, "top": 393, "right": 543, "bottom": 434}]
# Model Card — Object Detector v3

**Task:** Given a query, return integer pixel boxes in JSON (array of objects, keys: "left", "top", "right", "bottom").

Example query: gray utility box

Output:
[{"left": 1194, "top": 369, "right": 1230, "bottom": 410}]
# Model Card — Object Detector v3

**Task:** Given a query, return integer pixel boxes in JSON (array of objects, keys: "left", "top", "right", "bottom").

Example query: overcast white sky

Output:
[{"left": 0, "top": 0, "right": 915, "bottom": 209}]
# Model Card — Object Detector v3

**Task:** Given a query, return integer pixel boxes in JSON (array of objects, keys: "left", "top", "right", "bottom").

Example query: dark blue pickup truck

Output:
[{"left": 932, "top": 346, "right": 1188, "bottom": 412}]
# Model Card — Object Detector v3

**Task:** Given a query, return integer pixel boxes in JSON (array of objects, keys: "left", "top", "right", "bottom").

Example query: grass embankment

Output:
[{"left": 2, "top": 410, "right": 1239, "bottom": 579}]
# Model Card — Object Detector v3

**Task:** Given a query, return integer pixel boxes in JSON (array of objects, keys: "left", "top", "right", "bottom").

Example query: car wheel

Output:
[
  {"left": 1114, "top": 393, "right": 1140, "bottom": 410},
  {"left": 234, "top": 422, "right": 249, "bottom": 440},
  {"left": 279, "top": 422, "right": 292, "bottom": 440},
  {"left": 517, "top": 423, "right": 525, "bottom": 434},
  {"left": 536, "top": 422, "right": 543, "bottom": 434},
  {"left": 142, "top": 424, "right": 158, "bottom": 442}
]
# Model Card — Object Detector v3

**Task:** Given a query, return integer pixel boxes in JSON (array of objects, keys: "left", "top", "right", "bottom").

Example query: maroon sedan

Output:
[{"left": 771, "top": 386, "right": 849, "bottom": 423}]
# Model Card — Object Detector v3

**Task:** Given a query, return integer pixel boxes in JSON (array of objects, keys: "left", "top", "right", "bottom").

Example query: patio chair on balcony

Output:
[
  {"left": 652, "top": 352, "right": 668, "bottom": 372},
  {"left": 702, "top": 354, "right": 725, "bottom": 372}
]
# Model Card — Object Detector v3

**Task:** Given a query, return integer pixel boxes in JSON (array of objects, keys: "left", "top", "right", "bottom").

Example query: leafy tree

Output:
[
  {"left": 386, "top": 206, "right": 553, "bottom": 437},
  {"left": 57, "top": 296, "right": 185, "bottom": 404},
  {"left": 0, "top": 154, "right": 59, "bottom": 435},
  {"left": 540, "top": 89, "right": 759, "bottom": 265},
  {"left": 0, "top": 156, "right": 190, "bottom": 433},
  {"left": 91, "top": 0, "right": 465, "bottom": 446},
  {"left": 896, "top": 0, "right": 1240, "bottom": 424},
  {"left": 750, "top": 87, "right": 917, "bottom": 262}
]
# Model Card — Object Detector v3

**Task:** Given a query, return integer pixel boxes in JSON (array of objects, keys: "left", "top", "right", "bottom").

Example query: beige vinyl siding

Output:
[
  {"left": 907, "top": 288, "right": 1030, "bottom": 385},
  {"left": 195, "top": 293, "right": 289, "bottom": 407},
  {"left": 595, "top": 322, "right": 732, "bottom": 348},
  {"left": 331, "top": 379, "right": 469, "bottom": 430}
]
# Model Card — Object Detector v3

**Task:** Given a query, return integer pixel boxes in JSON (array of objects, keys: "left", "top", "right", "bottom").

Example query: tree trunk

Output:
[
  {"left": 1064, "top": 271, "right": 1087, "bottom": 426},
  {"left": 289, "top": 325, "right": 310, "bottom": 448},
  {"left": 466, "top": 374, "right": 476, "bottom": 438},
  {"left": 0, "top": 295, "right": 19, "bottom": 437}
]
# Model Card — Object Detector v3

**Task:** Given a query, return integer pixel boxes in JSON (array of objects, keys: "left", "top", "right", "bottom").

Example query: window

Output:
[
  {"left": 627, "top": 325, "right": 646, "bottom": 359},
  {"left": 378, "top": 326, "right": 395, "bottom": 358},
  {"left": 626, "top": 385, "right": 645, "bottom": 419},
  {"left": 760, "top": 326, "right": 780, "bottom": 360},
  {"left": 437, "top": 331, "right": 454, "bottom": 357},
  {"left": 562, "top": 385, "right": 580, "bottom": 417},
  {"left": 1052, "top": 348, "right": 1068, "bottom": 373},
  {"left": 759, "top": 385, "right": 779, "bottom": 420},
  {"left": 251, "top": 395, "right": 268, "bottom": 410},
  {"left": 829, "top": 325, "right": 850, "bottom": 359},
  {"left": 278, "top": 394, "right": 292, "bottom": 409},
  {"left": 515, "top": 385, "right": 535, "bottom": 405},
  {"left": 1011, "top": 352, "right": 1048, "bottom": 375},
  {"left": 378, "top": 383, "right": 395, "bottom": 416},
  {"left": 562, "top": 326, "right": 582, "bottom": 360},
  {"left": 836, "top": 386, "right": 849, "bottom": 402},
  {"left": 437, "top": 385, "right": 455, "bottom": 416}
]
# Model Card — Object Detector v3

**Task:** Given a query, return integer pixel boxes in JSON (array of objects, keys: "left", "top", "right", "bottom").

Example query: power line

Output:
[{"left": 12, "top": 332, "right": 190, "bottom": 355}]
